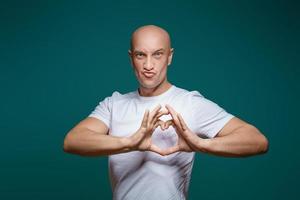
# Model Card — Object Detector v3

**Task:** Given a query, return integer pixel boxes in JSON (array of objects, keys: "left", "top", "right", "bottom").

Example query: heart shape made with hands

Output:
[
  {"left": 151, "top": 117, "right": 178, "bottom": 152},
  {"left": 132, "top": 104, "right": 199, "bottom": 156}
]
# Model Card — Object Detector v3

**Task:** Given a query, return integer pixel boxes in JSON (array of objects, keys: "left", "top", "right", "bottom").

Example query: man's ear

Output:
[
  {"left": 168, "top": 48, "right": 174, "bottom": 66},
  {"left": 128, "top": 49, "right": 133, "bottom": 67}
]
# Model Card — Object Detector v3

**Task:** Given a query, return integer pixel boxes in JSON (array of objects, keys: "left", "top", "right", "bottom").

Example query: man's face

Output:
[{"left": 129, "top": 30, "right": 173, "bottom": 89}]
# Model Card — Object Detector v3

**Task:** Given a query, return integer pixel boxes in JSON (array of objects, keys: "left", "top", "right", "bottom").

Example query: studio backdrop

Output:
[{"left": 0, "top": 1, "right": 299, "bottom": 199}]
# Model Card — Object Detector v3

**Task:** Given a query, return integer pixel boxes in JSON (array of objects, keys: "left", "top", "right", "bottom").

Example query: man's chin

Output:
[
  {"left": 137, "top": 79, "right": 153, "bottom": 87},
  {"left": 140, "top": 84, "right": 156, "bottom": 89},
  {"left": 139, "top": 81, "right": 159, "bottom": 89}
]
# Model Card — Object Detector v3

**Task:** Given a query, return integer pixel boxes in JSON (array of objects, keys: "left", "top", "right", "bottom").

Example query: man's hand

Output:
[
  {"left": 162, "top": 104, "right": 203, "bottom": 155},
  {"left": 128, "top": 104, "right": 203, "bottom": 156},
  {"left": 129, "top": 104, "right": 171, "bottom": 155}
]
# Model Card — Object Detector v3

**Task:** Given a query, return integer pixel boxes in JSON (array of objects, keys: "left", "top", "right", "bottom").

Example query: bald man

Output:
[{"left": 63, "top": 25, "right": 269, "bottom": 200}]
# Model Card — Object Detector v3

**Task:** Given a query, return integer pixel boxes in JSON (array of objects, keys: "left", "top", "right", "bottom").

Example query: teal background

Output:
[{"left": 0, "top": 0, "right": 299, "bottom": 199}]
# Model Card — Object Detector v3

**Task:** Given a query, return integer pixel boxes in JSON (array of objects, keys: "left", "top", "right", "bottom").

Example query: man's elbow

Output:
[
  {"left": 63, "top": 133, "right": 76, "bottom": 154},
  {"left": 254, "top": 128, "right": 269, "bottom": 155},
  {"left": 249, "top": 125, "right": 269, "bottom": 155},
  {"left": 259, "top": 135, "right": 269, "bottom": 154}
]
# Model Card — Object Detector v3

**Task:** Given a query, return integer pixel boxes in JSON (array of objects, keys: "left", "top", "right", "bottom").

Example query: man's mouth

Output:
[{"left": 142, "top": 72, "right": 156, "bottom": 78}]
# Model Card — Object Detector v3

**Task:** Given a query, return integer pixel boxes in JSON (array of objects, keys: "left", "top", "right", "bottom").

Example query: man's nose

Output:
[{"left": 143, "top": 57, "right": 154, "bottom": 71}]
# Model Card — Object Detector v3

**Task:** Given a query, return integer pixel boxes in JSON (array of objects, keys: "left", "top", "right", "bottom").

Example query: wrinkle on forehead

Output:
[{"left": 130, "top": 25, "right": 172, "bottom": 51}]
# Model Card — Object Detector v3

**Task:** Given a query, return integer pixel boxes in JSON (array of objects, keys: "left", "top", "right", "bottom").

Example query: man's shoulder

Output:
[
  {"left": 106, "top": 90, "right": 137, "bottom": 102},
  {"left": 173, "top": 85, "right": 204, "bottom": 99}
]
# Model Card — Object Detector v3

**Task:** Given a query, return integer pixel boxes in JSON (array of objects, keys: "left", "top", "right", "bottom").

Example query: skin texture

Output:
[
  {"left": 128, "top": 25, "right": 174, "bottom": 97},
  {"left": 63, "top": 25, "right": 269, "bottom": 157}
]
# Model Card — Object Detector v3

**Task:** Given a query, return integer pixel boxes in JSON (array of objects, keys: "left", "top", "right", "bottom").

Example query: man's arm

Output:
[
  {"left": 199, "top": 117, "right": 269, "bottom": 157},
  {"left": 63, "top": 117, "right": 132, "bottom": 156},
  {"left": 63, "top": 105, "right": 168, "bottom": 156},
  {"left": 165, "top": 105, "right": 269, "bottom": 157}
]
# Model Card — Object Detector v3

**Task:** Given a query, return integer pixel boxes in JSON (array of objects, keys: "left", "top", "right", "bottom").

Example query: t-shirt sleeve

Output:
[
  {"left": 88, "top": 95, "right": 112, "bottom": 128},
  {"left": 189, "top": 91, "right": 235, "bottom": 139}
]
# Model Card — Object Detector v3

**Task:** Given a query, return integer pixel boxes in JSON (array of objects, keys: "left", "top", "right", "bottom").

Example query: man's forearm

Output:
[
  {"left": 197, "top": 125, "right": 269, "bottom": 157},
  {"left": 63, "top": 128, "right": 132, "bottom": 156}
]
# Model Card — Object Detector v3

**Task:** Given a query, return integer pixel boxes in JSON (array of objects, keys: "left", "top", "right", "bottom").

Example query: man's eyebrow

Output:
[
  {"left": 132, "top": 48, "right": 165, "bottom": 54},
  {"left": 133, "top": 50, "right": 146, "bottom": 54},
  {"left": 153, "top": 48, "right": 165, "bottom": 53}
]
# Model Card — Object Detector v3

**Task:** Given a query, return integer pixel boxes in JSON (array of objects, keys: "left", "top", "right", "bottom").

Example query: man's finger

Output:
[
  {"left": 164, "top": 120, "right": 174, "bottom": 129},
  {"left": 177, "top": 113, "right": 189, "bottom": 132},
  {"left": 149, "top": 104, "right": 162, "bottom": 125},
  {"left": 155, "top": 109, "right": 169, "bottom": 120},
  {"left": 165, "top": 104, "right": 182, "bottom": 131},
  {"left": 141, "top": 109, "right": 149, "bottom": 128},
  {"left": 154, "top": 120, "right": 166, "bottom": 130},
  {"left": 165, "top": 104, "right": 177, "bottom": 121},
  {"left": 176, "top": 114, "right": 196, "bottom": 143},
  {"left": 151, "top": 109, "right": 168, "bottom": 125},
  {"left": 176, "top": 115, "right": 199, "bottom": 150},
  {"left": 162, "top": 145, "right": 180, "bottom": 156},
  {"left": 149, "top": 144, "right": 165, "bottom": 156}
]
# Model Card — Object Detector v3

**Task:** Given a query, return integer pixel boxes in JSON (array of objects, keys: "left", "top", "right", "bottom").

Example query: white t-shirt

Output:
[{"left": 88, "top": 85, "right": 234, "bottom": 200}]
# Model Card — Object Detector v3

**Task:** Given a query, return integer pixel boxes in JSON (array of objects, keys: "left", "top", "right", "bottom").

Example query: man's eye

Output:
[
  {"left": 154, "top": 52, "right": 162, "bottom": 57},
  {"left": 135, "top": 54, "right": 144, "bottom": 58}
]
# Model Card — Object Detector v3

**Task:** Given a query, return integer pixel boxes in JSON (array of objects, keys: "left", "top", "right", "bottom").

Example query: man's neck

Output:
[{"left": 138, "top": 81, "right": 172, "bottom": 97}]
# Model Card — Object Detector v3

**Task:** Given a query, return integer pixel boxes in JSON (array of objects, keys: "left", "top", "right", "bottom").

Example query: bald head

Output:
[{"left": 130, "top": 25, "right": 172, "bottom": 51}]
